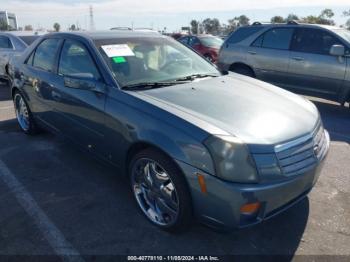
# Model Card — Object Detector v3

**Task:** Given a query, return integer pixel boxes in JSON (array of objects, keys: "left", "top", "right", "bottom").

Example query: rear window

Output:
[
  {"left": 227, "top": 27, "right": 264, "bottom": 44},
  {"left": 32, "top": 38, "right": 61, "bottom": 72}
]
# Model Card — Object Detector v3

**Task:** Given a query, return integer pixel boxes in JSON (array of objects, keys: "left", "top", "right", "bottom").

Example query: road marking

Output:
[{"left": 0, "top": 159, "right": 84, "bottom": 261}]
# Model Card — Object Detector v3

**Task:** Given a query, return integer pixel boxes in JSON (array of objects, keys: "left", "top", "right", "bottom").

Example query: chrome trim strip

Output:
[{"left": 274, "top": 121, "right": 321, "bottom": 153}]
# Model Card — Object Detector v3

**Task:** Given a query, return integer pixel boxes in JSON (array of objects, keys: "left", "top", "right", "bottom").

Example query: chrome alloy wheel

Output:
[
  {"left": 131, "top": 158, "right": 179, "bottom": 226},
  {"left": 14, "top": 94, "right": 30, "bottom": 132}
]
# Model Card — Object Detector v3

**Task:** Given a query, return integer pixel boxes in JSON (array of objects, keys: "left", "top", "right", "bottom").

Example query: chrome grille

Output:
[{"left": 275, "top": 123, "right": 328, "bottom": 177}]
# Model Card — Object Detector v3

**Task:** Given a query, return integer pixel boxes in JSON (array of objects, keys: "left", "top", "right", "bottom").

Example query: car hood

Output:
[{"left": 134, "top": 74, "right": 319, "bottom": 146}]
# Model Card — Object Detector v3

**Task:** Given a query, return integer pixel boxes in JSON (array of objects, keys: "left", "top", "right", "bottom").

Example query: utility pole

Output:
[{"left": 89, "top": 5, "right": 95, "bottom": 31}]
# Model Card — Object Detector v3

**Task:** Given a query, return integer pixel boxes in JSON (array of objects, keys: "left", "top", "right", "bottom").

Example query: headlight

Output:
[{"left": 204, "top": 135, "right": 258, "bottom": 183}]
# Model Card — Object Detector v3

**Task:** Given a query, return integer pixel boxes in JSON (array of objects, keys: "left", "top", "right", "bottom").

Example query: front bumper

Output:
[{"left": 176, "top": 133, "right": 329, "bottom": 229}]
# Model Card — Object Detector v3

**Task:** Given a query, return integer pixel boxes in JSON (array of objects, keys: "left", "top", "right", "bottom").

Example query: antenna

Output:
[{"left": 89, "top": 5, "right": 95, "bottom": 31}]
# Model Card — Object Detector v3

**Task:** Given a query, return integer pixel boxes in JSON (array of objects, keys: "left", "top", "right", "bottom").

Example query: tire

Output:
[
  {"left": 129, "top": 148, "right": 193, "bottom": 232},
  {"left": 231, "top": 66, "right": 255, "bottom": 78},
  {"left": 13, "top": 90, "right": 39, "bottom": 135}
]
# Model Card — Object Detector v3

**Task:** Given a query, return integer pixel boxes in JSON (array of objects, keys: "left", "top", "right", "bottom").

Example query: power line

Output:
[{"left": 89, "top": 5, "right": 95, "bottom": 31}]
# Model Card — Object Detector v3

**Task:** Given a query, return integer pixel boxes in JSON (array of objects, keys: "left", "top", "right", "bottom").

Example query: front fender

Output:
[
  {"left": 135, "top": 128, "right": 214, "bottom": 175},
  {"left": 104, "top": 90, "right": 215, "bottom": 176}
]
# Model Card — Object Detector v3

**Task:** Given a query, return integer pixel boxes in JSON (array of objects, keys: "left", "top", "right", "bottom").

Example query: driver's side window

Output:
[{"left": 58, "top": 39, "right": 100, "bottom": 80}]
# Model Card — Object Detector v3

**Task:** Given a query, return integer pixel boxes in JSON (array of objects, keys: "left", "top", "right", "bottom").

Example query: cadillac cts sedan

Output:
[{"left": 9, "top": 31, "right": 329, "bottom": 231}]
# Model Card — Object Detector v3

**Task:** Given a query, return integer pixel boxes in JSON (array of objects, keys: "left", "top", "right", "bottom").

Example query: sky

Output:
[{"left": 0, "top": 0, "right": 349, "bottom": 31}]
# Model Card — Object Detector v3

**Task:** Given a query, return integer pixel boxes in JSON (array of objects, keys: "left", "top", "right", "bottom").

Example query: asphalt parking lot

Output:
[{"left": 0, "top": 80, "right": 349, "bottom": 259}]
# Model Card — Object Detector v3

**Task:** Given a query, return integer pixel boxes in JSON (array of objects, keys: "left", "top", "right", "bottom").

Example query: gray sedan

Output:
[
  {"left": 9, "top": 31, "right": 329, "bottom": 231},
  {"left": 0, "top": 31, "right": 41, "bottom": 81}
]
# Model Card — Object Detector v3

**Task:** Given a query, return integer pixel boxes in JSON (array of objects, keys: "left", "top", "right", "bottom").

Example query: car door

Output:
[
  {"left": 288, "top": 28, "right": 347, "bottom": 100},
  {"left": 246, "top": 27, "right": 294, "bottom": 86},
  {"left": 52, "top": 38, "right": 107, "bottom": 156},
  {"left": 20, "top": 38, "right": 63, "bottom": 128}
]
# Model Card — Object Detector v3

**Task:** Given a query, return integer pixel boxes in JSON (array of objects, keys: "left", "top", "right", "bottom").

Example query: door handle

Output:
[
  {"left": 292, "top": 57, "right": 304, "bottom": 61},
  {"left": 248, "top": 51, "right": 257, "bottom": 55}
]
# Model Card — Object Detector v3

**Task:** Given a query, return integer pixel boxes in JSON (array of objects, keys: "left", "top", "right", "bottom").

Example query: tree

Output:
[
  {"left": 190, "top": 20, "right": 199, "bottom": 34},
  {"left": 53, "top": 22, "right": 60, "bottom": 32},
  {"left": 346, "top": 20, "right": 350, "bottom": 30},
  {"left": 236, "top": 15, "right": 250, "bottom": 26},
  {"left": 202, "top": 18, "right": 221, "bottom": 35},
  {"left": 226, "top": 15, "right": 250, "bottom": 32},
  {"left": 302, "top": 15, "right": 320, "bottom": 24},
  {"left": 24, "top": 25, "right": 33, "bottom": 31},
  {"left": 69, "top": 24, "right": 76, "bottom": 31},
  {"left": 343, "top": 9, "right": 350, "bottom": 29},
  {"left": 318, "top": 8, "right": 335, "bottom": 25},
  {"left": 286, "top": 14, "right": 299, "bottom": 22},
  {"left": 271, "top": 16, "right": 285, "bottom": 23},
  {"left": 227, "top": 18, "right": 238, "bottom": 31},
  {"left": 302, "top": 9, "right": 335, "bottom": 25},
  {"left": 320, "top": 8, "right": 334, "bottom": 19}
]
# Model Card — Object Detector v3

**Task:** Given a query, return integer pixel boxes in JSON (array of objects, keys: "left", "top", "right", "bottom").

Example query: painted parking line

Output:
[{"left": 0, "top": 159, "right": 84, "bottom": 262}]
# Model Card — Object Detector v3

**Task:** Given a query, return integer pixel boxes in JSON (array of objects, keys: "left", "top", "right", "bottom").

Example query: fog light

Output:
[{"left": 240, "top": 202, "right": 261, "bottom": 215}]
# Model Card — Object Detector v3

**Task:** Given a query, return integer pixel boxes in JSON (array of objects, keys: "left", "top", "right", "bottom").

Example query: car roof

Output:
[
  {"left": 48, "top": 30, "right": 161, "bottom": 40},
  {"left": 0, "top": 31, "right": 46, "bottom": 37},
  {"left": 247, "top": 23, "right": 341, "bottom": 31}
]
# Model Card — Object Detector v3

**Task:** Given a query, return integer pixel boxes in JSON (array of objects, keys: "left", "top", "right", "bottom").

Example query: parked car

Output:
[
  {"left": 178, "top": 35, "right": 223, "bottom": 63},
  {"left": 10, "top": 30, "right": 329, "bottom": 231},
  {"left": 170, "top": 33, "right": 188, "bottom": 40},
  {"left": 218, "top": 22, "right": 350, "bottom": 106},
  {"left": 0, "top": 31, "right": 41, "bottom": 82}
]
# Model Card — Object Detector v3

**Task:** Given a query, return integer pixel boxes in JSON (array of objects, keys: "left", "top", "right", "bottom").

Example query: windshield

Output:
[
  {"left": 333, "top": 29, "right": 350, "bottom": 43},
  {"left": 199, "top": 37, "right": 223, "bottom": 48},
  {"left": 95, "top": 36, "right": 220, "bottom": 88}
]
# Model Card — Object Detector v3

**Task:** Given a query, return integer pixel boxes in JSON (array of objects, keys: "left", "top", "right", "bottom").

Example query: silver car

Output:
[
  {"left": 0, "top": 31, "right": 41, "bottom": 81},
  {"left": 218, "top": 22, "right": 350, "bottom": 106}
]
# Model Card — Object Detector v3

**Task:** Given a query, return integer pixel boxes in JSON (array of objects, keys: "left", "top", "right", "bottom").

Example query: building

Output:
[{"left": 0, "top": 11, "right": 18, "bottom": 30}]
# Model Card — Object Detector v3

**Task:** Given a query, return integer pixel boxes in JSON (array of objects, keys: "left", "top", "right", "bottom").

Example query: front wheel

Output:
[
  {"left": 13, "top": 91, "right": 38, "bottom": 135},
  {"left": 129, "top": 148, "right": 193, "bottom": 232}
]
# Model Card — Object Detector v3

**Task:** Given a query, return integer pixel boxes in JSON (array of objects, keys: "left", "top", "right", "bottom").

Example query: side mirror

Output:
[{"left": 330, "top": 44, "right": 345, "bottom": 56}]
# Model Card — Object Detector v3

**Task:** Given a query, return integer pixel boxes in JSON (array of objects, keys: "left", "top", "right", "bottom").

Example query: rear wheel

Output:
[
  {"left": 231, "top": 65, "right": 255, "bottom": 78},
  {"left": 13, "top": 91, "right": 38, "bottom": 135},
  {"left": 129, "top": 148, "right": 192, "bottom": 232}
]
